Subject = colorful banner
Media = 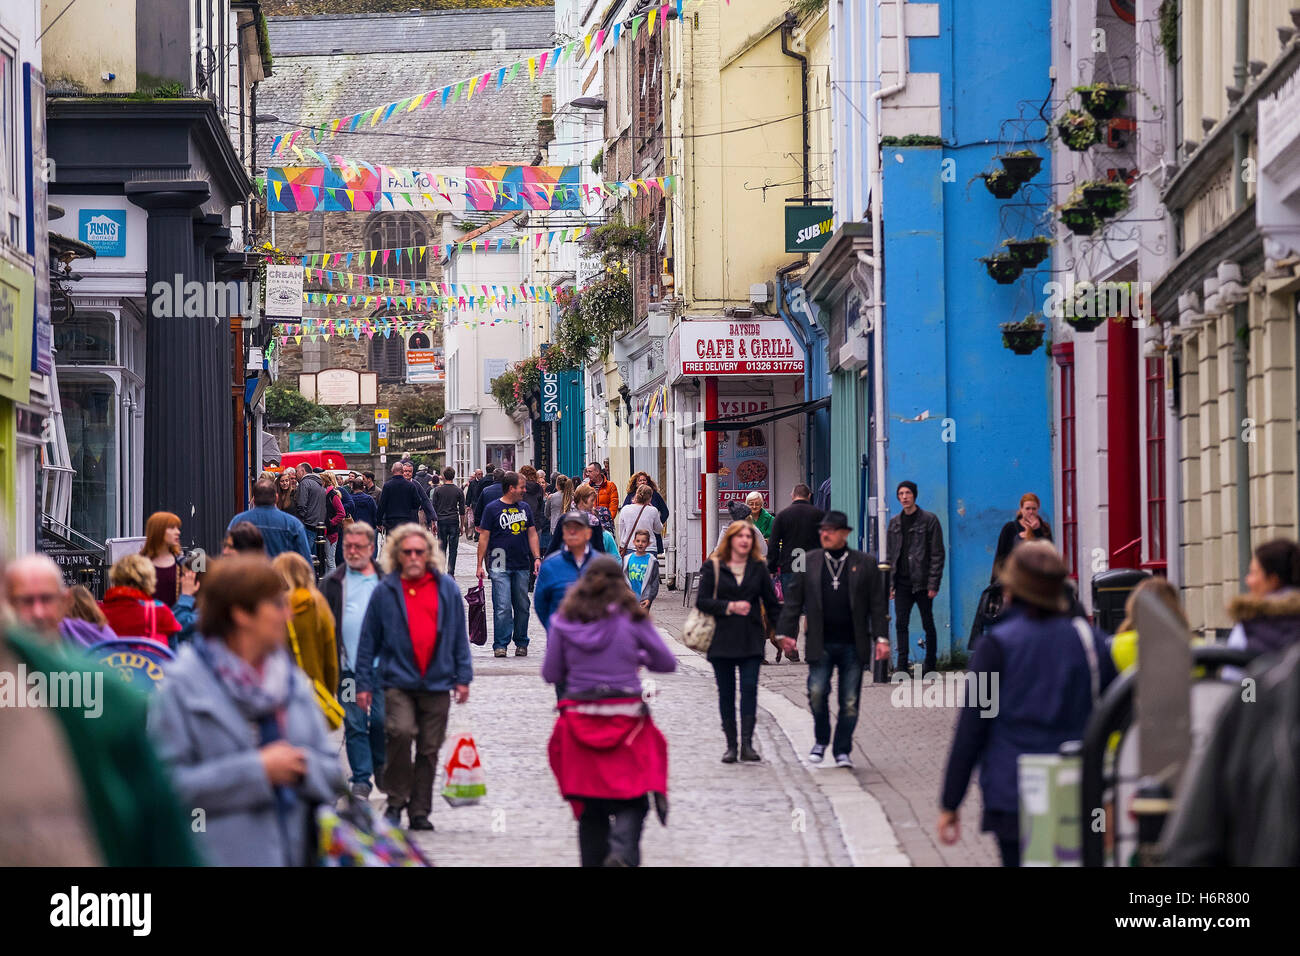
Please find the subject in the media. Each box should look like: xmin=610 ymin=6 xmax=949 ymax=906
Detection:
xmin=263 ymin=165 xmax=671 ymax=213
xmin=275 ymin=224 xmax=592 ymax=267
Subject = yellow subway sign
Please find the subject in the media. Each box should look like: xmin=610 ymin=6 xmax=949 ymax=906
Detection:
xmin=785 ymin=205 xmax=833 ymax=253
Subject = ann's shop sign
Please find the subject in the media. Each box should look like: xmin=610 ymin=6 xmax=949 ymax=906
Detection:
xmin=678 ymin=320 xmax=806 ymax=376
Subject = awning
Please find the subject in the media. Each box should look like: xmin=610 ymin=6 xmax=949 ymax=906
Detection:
xmin=260 ymin=431 xmax=282 ymax=464
xmin=701 ymin=395 xmax=830 ymax=431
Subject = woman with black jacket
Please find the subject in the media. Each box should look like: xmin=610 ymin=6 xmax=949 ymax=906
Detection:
xmin=990 ymin=492 xmax=1053 ymax=584
xmin=696 ymin=521 xmax=781 ymax=764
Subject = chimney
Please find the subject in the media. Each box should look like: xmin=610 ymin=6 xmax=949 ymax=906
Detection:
xmin=542 ymin=94 xmax=553 ymax=117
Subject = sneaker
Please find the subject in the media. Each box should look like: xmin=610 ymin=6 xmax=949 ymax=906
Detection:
xmin=835 ymin=753 xmax=853 ymax=769
xmin=408 ymin=816 xmax=435 ymax=831
xmin=349 ymin=782 xmax=372 ymax=800
xmin=494 ymin=648 xmax=508 ymax=658
xmin=808 ymin=744 xmax=827 ymax=764
xmin=383 ymin=806 xmax=402 ymax=826
xmin=787 ymin=649 xmax=800 ymax=663
xmin=514 ymin=646 xmax=528 ymax=657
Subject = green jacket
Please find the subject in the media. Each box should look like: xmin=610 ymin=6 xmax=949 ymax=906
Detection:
xmin=6 ymin=630 xmax=201 ymax=866
xmin=754 ymin=509 xmax=774 ymax=540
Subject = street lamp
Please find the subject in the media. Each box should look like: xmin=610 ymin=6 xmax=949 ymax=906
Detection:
xmin=569 ymin=97 xmax=607 ymax=111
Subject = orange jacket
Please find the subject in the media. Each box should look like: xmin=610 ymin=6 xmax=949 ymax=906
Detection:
xmin=594 ymin=478 xmax=620 ymax=517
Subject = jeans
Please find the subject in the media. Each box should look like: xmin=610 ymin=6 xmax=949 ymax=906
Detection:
xmin=807 ymin=643 xmax=863 ymax=756
xmin=488 ymin=568 xmax=531 ymax=650
xmin=578 ymin=796 xmax=649 ymax=866
xmin=382 ymin=687 xmax=450 ymax=820
xmin=894 ymin=587 xmax=937 ymax=672
xmin=340 ymin=667 xmax=385 ymax=786
xmin=437 ymin=520 xmax=460 ymax=574
xmin=711 ymin=656 xmax=762 ymax=724
xmin=538 ymin=527 xmax=552 ymax=555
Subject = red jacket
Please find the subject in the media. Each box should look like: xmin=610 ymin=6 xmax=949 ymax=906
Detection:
xmin=547 ymin=697 xmax=667 ymax=818
xmin=100 ymin=587 xmax=180 ymax=647
xmin=593 ymin=478 xmax=620 ymax=518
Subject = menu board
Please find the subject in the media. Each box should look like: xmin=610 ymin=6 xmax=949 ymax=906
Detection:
xmin=699 ymin=396 xmax=771 ymax=511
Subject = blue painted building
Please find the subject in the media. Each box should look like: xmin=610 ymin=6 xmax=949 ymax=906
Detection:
xmin=812 ymin=0 xmax=1056 ymax=665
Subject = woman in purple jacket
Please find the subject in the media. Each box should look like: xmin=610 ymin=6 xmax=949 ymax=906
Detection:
xmin=543 ymin=557 xmax=677 ymax=866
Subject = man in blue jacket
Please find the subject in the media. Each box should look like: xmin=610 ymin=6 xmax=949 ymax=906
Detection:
xmin=226 ymin=477 xmax=313 ymax=561
xmin=534 ymin=511 xmax=599 ymax=633
xmin=356 ymin=523 xmax=471 ymax=831
xmin=376 ymin=461 xmax=435 ymax=532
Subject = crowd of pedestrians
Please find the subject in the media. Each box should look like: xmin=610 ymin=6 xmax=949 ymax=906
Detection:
xmin=7 ymin=450 xmax=1300 ymax=871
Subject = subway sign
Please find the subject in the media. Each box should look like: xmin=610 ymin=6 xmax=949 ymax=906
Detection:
xmin=785 ymin=205 xmax=833 ymax=253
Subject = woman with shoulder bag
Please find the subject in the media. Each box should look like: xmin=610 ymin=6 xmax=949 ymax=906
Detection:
xmin=695 ymin=521 xmax=780 ymax=763
xmin=320 ymin=473 xmax=347 ymax=574
xmin=617 ymin=485 xmax=663 ymax=556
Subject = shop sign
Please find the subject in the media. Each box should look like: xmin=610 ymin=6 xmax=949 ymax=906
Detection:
xmin=676 ymin=320 xmax=805 ymax=376
xmin=0 ymin=258 xmax=35 ymax=404
xmin=785 ymin=205 xmax=833 ymax=253
xmin=264 ymin=265 xmax=305 ymax=318
xmin=78 ymin=209 xmax=127 ymax=257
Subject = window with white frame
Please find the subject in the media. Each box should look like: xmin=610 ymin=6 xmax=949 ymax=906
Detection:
xmin=0 ymin=42 xmax=21 ymax=247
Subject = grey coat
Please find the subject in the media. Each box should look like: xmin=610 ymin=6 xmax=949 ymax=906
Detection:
xmin=296 ymin=473 xmax=328 ymax=527
xmin=147 ymin=643 xmax=344 ymax=866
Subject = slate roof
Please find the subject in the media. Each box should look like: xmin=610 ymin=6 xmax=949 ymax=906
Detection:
xmin=267 ymin=7 xmax=556 ymax=56
xmin=257 ymin=52 xmax=552 ymax=167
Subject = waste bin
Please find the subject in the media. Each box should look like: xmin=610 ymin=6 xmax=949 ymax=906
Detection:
xmin=1091 ymin=568 xmax=1152 ymax=634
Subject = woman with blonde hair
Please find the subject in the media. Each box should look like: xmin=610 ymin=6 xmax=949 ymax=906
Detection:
xmin=141 ymin=511 xmax=183 ymax=605
xmin=696 ymin=521 xmax=781 ymax=763
xmin=271 ymin=551 xmax=340 ymax=725
xmin=546 ymin=474 xmax=575 ymax=535
xmin=100 ymin=553 xmax=180 ymax=647
xmin=60 ymin=584 xmax=117 ymax=649
xmin=990 ymin=493 xmax=1053 ymax=583
xmin=1111 ymin=577 xmax=1191 ymax=672
xmin=574 ymin=484 xmax=618 ymax=554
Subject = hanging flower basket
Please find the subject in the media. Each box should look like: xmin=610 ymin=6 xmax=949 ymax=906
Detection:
xmin=1059 ymin=202 xmax=1100 ymax=236
xmin=980 ymin=253 xmax=1023 ymax=284
xmin=1056 ymin=110 xmax=1100 ymax=151
xmin=1065 ymin=314 xmax=1107 ymax=333
xmin=1000 ymin=315 xmax=1047 ymax=355
xmin=1002 ymin=236 xmax=1053 ymax=268
xmin=1075 ymin=83 xmax=1131 ymax=121
xmin=1065 ymin=282 xmax=1108 ymax=332
xmin=997 ymin=150 xmax=1043 ymax=183
xmin=1081 ymin=180 xmax=1130 ymax=218
xmin=981 ymin=169 xmax=1021 ymax=199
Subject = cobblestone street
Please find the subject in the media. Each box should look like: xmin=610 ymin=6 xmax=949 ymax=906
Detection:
xmin=338 ymin=559 xmax=995 ymax=866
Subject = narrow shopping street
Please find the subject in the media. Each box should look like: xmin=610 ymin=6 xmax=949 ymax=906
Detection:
xmin=358 ymin=563 xmax=992 ymax=867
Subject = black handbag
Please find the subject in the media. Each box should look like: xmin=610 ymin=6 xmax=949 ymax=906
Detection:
xmin=968 ymin=583 xmax=1003 ymax=651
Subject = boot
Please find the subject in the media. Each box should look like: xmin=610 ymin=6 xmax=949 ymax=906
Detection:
xmin=721 ymin=718 xmax=738 ymax=763
xmin=740 ymin=715 xmax=760 ymax=762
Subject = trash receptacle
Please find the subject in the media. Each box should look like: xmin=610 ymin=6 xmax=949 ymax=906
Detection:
xmin=1091 ymin=568 xmax=1152 ymax=634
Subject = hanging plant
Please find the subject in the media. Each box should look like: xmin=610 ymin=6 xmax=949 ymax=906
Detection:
xmin=980 ymin=169 xmax=1021 ymax=199
xmin=1059 ymin=197 xmax=1100 ymax=236
xmin=1002 ymin=235 xmax=1053 ymax=268
xmin=1056 ymin=110 xmax=1100 ymax=151
xmin=980 ymin=253 xmax=1023 ymax=284
xmin=997 ymin=150 xmax=1043 ymax=183
xmin=1081 ymin=179 xmax=1130 ymax=218
xmin=490 ymin=368 xmax=521 ymax=414
xmin=1001 ymin=314 xmax=1047 ymax=355
xmin=1075 ymin=82 xmax=1132 ymax=121
xmin=1064 ymin=282 xmax=1108 ymax=332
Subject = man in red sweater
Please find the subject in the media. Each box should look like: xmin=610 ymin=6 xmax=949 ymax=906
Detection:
xmin=356 ymin=525 xmax=472 ymax=831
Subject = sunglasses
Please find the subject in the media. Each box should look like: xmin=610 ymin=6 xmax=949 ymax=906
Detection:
xmin=401 ymin=548 xmax=428 ymax=556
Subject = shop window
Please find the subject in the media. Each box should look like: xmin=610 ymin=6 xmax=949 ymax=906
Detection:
xmin=54 ymin=309 xmax=115 ymax=365
xmin=1144 ymin=355 xmax=1167 ymax=570
xmin=1053 ymin=344 xmax=1079 ymax=578
xmin=62 ymin=377 xmax=118 ymax=547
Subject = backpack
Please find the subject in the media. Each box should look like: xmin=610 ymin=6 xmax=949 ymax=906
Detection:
xmin=594 ymin=506 xmax=616 ymax=535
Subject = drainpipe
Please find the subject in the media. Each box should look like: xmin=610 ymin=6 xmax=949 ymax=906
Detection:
xmin=776 ymin=259 xmax=816 ymax=485
xmin=781 ymin=12 xmax=811 ymax=203
xmin=868 ymin=0 xmax=908 ymax=553
xmin=1232 ymin=0 xmax=1251 ymax=587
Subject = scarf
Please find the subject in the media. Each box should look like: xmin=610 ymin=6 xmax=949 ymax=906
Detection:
xmin=195 ymin=636 xmax=294 ymax=721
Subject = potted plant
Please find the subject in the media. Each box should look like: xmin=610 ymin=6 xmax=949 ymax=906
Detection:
xmin=1056 ymin=110 xmax=1100 ymax=151
xmin=1001 ymin=314 xmax=1047 ymax=355
xmin=1075 ymin=82 xmax=1131 ymax=120
xmin=981 ymin=169 xmax=1021 ymax=199
xmin=1081 ymin=179 xmax=1130 ymax=218
xmin=1002 ymin=235 xmax=1053 ymax=267
xmin=997 ymin=149 xmax=1043 ymax=183
xmin=1059 ymin=196 xmax=1100 ymax=236
xmin=1065 ymin=282 xmax=1108 ymax=332
xmin=980 ymin=253 xmax=1024 ymax=284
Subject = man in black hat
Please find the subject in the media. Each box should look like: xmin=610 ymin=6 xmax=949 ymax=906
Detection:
xmin=886 ymin=480 xmax=945 ymax=675
xmin=775 ymin=510 xmax=888 ymax=768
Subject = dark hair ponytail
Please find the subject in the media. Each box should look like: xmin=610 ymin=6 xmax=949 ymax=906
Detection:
xmin=1254 ymin=538 xmax=1300 ymax=589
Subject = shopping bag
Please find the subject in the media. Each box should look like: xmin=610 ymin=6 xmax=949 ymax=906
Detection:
xmin=466 ymin=582 xmax=487 ymax=646
xmin=441 ymin=732 xmax=487 ymax=807
xmin=314 ymin=795 xmax=431 ymax=867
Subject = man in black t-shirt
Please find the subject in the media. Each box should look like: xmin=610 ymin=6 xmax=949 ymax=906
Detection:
xmin=475 ymin=472 xmax=541 ymax=658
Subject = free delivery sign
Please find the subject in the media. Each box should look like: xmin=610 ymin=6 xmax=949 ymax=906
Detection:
xmin=79 ymin=209 xmax=127 ymax=257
